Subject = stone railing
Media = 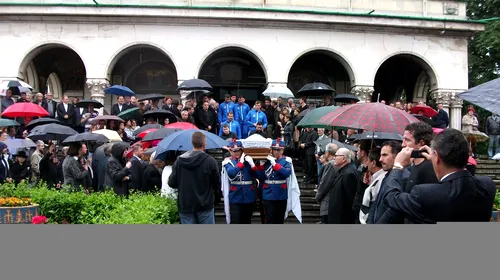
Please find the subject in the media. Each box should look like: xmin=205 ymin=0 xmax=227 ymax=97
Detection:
xmin=6 ymin=0 xmax=468 ymax=19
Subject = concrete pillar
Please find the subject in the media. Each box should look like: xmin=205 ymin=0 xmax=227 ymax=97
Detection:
xmin=350 ymin=85 xmax=374 ymax=103
xmin=86 ymin=78 xmax=110 ymax=116
xmin=449 ymin=91 xmax=465 ymax=130
xmin=431 ymin=89 xmax=466 ymax=130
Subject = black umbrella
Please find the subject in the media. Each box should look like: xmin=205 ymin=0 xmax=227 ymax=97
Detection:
xmin=144 ymin=146 xmax=157 ymax=156
xmin=27 ymin=123 xmax=78 ymax=142
xmin=177 ymin=79 xmax=212 ymax=91
xmin=457 ymin=77 xmax=500 ymax=115
xmin=75 ymin=99 xmax=104 ymax=109
xmin=143 ymin=109 xmax=178 ymax=124
xmin=62 ymin=132 xmax=109 ymax=145
xmin=314 ymin=137 xmax=358 ymax=152
xmin=296 ymin=82 xmax=335 ymax=97
xmin=25 ymin=118 xmax=61 ymax=131
xmin=334 ymin=94 xmax=360 ymax=104
xmin=412 ymin=114 xmax=435 ymax=126
xmin=133 ymin=124 xmax=164 ymax=136
xmin=142 ymin=128 xmax=181 ymax=142
xmin=137 ymin=93 xmax=165 ymax=102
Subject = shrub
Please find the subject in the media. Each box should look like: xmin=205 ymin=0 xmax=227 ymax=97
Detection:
xmin=0 ymin=183 xmax=179 ymax=224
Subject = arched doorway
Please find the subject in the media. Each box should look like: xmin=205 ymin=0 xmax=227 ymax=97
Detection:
xmin=108 ymin=45 xmax=178 ymax=97
xmin=287 ymin=50 xmax=353 ymax=99
xmin=373 ymin=54 xmax=437 ymax=104
xmin=18 ymin=44 xmax=87 ymax=100
xmin=198 ymin=47 xmax=267 ymax=106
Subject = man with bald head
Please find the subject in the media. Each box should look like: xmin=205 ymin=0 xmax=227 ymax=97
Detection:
xmin=327 ymin=147 xmax=361 ymax=224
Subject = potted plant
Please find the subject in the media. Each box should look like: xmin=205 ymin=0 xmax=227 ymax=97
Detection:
xmin=491 ymin=190 xmax=500 ymax=222
xmin=0 ymin=197 xmax=40 ymax=224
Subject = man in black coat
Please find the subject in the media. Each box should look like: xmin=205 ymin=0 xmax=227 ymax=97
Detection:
xmin=168 ymin=132 xmax=221 ymax=224
xmin=327 ymin=147 xmax=361 ymax=224
xmin=299 ymin=127 xmax=319 ymax=183
xmin=56 ymin=95 xmax=74 ymax=126
xmin=111 ymin=96 xmax=128 ymax=116
xmin=129 ymin=145 xmax=146 ymax=191
xmin=72 ymin=97 xmax=86 ymax=133
xmin=377 ymin=129 xmax=497 ymax=224
xmin=433 ymin=103 xmax=449 ymax=129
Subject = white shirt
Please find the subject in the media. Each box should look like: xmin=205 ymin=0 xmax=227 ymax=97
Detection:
xmin=64 ymin=103 xmax=68 ymax=112
xmin=161 ymin=165 xmax=177 ymax=198
xmin=359 ymin=169 xmax=388 ymax=224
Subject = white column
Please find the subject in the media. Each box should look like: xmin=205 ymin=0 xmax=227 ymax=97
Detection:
xmin=431 ymin=89 xmax=452 ymax=127
xmin=350 ymin=85 xmax=374 ymax=103
xmin=449 ymin=91 xmax=465 ymax=130
xmin=86 ymin=78 xmax=110 ymax=115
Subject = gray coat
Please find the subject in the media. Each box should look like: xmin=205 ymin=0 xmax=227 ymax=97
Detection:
xmin=315 ymin=160 xmax=337 ymax=216
xmin=62 ymin=156 xmax=88 ymax=191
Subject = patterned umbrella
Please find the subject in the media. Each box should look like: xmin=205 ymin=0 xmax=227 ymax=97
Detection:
xmin=318 ymin=102 xmax=420 ymax=134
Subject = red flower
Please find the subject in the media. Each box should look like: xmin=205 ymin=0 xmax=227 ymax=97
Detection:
xmin=32 ymin=216 xmax=47 ymax=224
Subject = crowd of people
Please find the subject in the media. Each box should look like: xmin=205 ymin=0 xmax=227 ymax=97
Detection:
xmin=0 ymin=87 xmax=498 ymax=224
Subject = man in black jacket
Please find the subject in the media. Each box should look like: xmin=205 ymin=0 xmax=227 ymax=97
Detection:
xmin=433 ymin=103 xmax=449 ymax=129
xmin=377 ymin=129 xmax=496 ymax=224
xmin=299 ymin=127 xmax=319 ymax=184
xmin=485 ymin=113 xmax=500 ymax=158
xmin=168 ymin=131 xmax=222 ymax=224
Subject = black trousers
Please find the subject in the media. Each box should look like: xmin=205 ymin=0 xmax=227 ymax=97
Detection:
xmin=262 ymin=200 xmax=287 ymax=224
xmin=304 ymin=154 xmax=315 ymax=180
xmin=230 ymin=203 xmax=255 ymax=224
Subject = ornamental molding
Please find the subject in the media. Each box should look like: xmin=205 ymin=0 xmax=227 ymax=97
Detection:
xmin=350 ymin=86 xmax=374 ymax=102
xmin=86 ymin=78 xmax=109 ymax=98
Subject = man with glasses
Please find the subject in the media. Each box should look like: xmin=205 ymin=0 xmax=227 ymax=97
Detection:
xmin=45 ymin=93 xmax=57 ymax=118
xmin=327 ymin=147 xmax=361 ymax=224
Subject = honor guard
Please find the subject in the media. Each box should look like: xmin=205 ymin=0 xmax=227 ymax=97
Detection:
xmin=255 ymin=138 xmax=293 ymax=224
xmin=221 ymin=140 xmax=258 ymax=224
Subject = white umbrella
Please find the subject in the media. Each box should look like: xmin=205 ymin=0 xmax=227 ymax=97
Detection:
xmin=262 ymin=85 xmax=294 ymax=99
xmin=492 ymin=153 xmax=500 ymax=160
xmin=0 ymin=80 xmax=33 ymax=96
xmin=92 ymin=129 xmax=122 ymax=142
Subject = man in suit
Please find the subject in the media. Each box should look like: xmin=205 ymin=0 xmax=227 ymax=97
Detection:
xmin=56 ymin=95 xmax=74 ymax=126
xmin=433 ymin=103 xmax=449 ymax=129
xmin=72 ymin=97 xmax=86 ymax=133
xmin=327 ymin=147 xmax=361 ymax=224
xmin=129 ymin=145 xmax=146 ymax=191
xmin=45 ymin=92 xmax=57 ymax=118
xmin=33 ymin=92 xmax=48 ymax=111
xmin=299 ymin=127 xmax=319 ymax=184
xmin=111 ymin=96 xmax=128 ymax=116
xmin=377 ymin=129 xmax=497 ymax=223
xmin=162 ymin=97 xmax=181 ymax=118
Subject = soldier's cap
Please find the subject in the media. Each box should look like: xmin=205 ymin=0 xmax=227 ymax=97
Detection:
xmin=227 ymin=139 xmax=243 ymax=151
xmin=271 ymin=138 xmax=286 ymax=150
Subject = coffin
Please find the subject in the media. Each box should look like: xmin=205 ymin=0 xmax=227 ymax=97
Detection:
xmin=240 ymin=135 xmax=272 ymax=159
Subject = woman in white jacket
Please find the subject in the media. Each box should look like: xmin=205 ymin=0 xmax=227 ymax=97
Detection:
xmin=159 ymin=151 xmax=177 ymax=199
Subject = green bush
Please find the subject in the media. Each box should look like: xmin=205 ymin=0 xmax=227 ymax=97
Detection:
xmin=0 ymin=182 xmax=179 ymax=224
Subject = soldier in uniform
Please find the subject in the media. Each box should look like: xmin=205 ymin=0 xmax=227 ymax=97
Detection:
xmin=255 ymin=138 xmax=293 ymax=224
xmin=221 ymin=140 xmax=258 ymax=224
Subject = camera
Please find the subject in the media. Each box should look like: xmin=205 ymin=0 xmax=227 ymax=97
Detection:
xmin=410 ymin=150 xmax=426 ymax=159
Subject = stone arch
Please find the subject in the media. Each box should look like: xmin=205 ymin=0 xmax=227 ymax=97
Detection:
xmin=286 ymin=48 xmax=356 ymax=95
xmin=105 ymin=42 xmax=179 ymax=82
xmin=373 ymin=52 xmax=438 ymax=104
xmin=107 ymin=43 xmax=178 ymax=96
xmin=197 ymin=45 xmax=268 ymax=104
xmin=18 ymin=42 xmax=87 ymax=97
xmin=46 ymin=72 xmax=63 ymax=99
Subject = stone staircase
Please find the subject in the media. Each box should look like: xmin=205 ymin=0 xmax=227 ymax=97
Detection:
xmin=207 ymin=149 xmax=321 ymax=224
xmin=474 ymin=155 xmax=500 ymax=191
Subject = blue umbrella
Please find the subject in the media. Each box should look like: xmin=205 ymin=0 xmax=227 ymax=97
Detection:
xmin=155 ymin=129 xmax=227 ymax=159
xmin=104 ymin=85 xmax=135 ymax=97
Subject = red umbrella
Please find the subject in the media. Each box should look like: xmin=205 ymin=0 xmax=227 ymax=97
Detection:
xmin=165 ymin=122 xmax=198 ymax=130
xmin=137 ymin=128 xmax=158 ymax=139
xmin=410 ymin=105 xmax=438 ymax=118
xmin=318 ymin=102 xmax=420 ymax=134
xmin=432 ymin=128 xmax=444 ymax=135
xmin=1 ymin=103 xmax=49 ymax=118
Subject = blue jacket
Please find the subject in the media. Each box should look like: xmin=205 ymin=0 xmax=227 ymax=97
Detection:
xmin=219 ymin=121 xmax=242 ymax=139
xmin=218 ymin=101 xmax=236 ymax=124
xmin=224 ymin=158 xmax=257 ymax=204
xmin=234 ymin=103 xmax=251 ymax=124
xmin=245 ymin=109 xmax=268 ymax=132
xmin=255 ymin=157 xmax=291 ymax=201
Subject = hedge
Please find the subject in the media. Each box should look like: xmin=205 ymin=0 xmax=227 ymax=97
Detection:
xmin=0 ymin=182 xmax=179 ymax=224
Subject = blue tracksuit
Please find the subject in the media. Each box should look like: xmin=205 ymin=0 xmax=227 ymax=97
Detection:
xmin=245 ymin=109 xmax=268 ymax=138
xmin=234 ymin=102 xmax=250 ymax=138
xmin=219 ymin=121 xmax=242 ymax=139
xmin=218 ymin=101 xmax=236 ymax=124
